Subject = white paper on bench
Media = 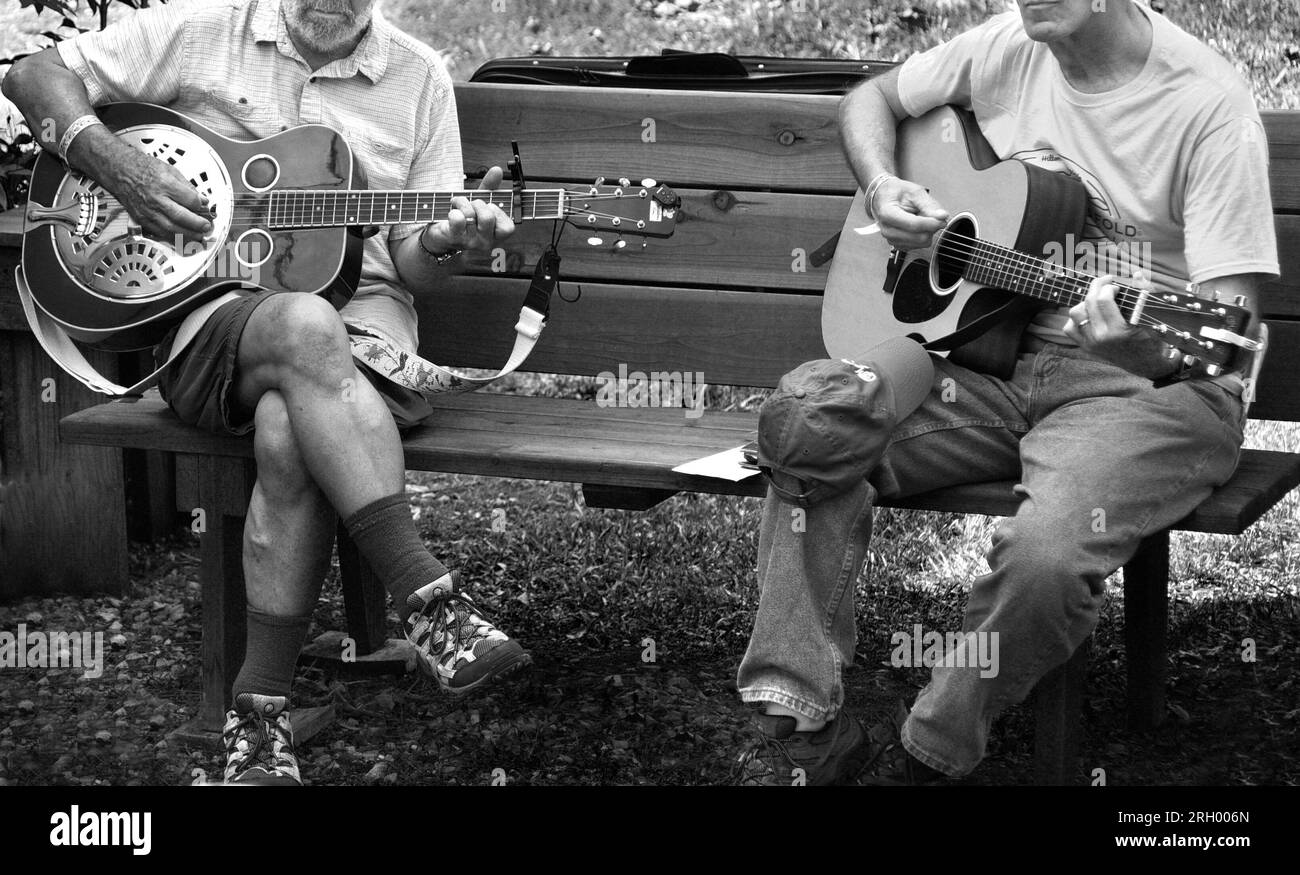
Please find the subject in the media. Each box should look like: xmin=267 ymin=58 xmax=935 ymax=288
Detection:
xmin=671 ymin=446 xmax=761 ymax=482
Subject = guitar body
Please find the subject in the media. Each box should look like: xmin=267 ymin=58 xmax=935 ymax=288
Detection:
xmin=22 ymin=103 xmax=364 ymax=351
xmin=823 ymin=105 xmax=1090 ymax=377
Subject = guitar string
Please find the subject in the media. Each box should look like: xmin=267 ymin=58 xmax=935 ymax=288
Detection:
xmin=85 ymin=191 xmax=647 ymax=229
xmin=930 ymin=233 xmax=1218 ymax=319
xmin=930 ymin=241 xmax=1200 ymax=339
xmin=931 ymin=228 xmax=1194 ymax=305
xmin=934 ymin=234 xmax=1166 ymax=306
xmin=926 ymin=236 xmax=1222 ymax=342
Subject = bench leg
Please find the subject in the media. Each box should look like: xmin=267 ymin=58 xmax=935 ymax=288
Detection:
xmin=176 ymin=455 xmax=255 ymax=734
xmin=1123 ymin=530 xmax=1169 ymax=731
xmin=336 ymin=522 xmax=388 ymax=656
xmin=1032 ymin=638 xmax=1090 ymax=785
xmin=197 ymin=499 xmax=247 ymax=732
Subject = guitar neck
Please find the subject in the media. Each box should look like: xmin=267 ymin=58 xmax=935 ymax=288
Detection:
xmin=959 ymin=237 xmax=1151 ymax=318
xmin=265 ymin=189 xmax=565 ymax=229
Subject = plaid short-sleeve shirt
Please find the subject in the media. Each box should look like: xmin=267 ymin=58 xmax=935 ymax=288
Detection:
xmin=58 ymin=0 xmax=463 ymax=351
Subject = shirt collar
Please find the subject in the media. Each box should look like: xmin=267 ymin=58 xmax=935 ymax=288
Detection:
xmin=251 ymin=0 xmax=391 ymax=83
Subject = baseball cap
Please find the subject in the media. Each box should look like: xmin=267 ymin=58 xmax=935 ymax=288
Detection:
xmin=757 ymin=337 xmax=934 ymax=507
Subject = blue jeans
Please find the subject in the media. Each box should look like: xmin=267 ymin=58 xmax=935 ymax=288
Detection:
xmin=736 ymin=343 xmax=1245 ymax=776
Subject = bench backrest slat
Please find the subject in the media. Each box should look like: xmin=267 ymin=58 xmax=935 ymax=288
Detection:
xmin=462 ymin=184 xmax=846 ymax=293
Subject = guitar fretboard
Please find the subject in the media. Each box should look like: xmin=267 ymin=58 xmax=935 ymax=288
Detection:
xmin=954 ymin=237 xmax=1145 ymax=317
xmin=265 ymin=189 xmax=566 ymax=229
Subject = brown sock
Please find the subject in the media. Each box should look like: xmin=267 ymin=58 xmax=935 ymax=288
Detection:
xmin=231 ymin=607 xmax=312 ymax=708
xmin=342 ymin=492 xmax=449 ymax=622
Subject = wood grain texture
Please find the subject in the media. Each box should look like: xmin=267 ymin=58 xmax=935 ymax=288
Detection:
xmin=454 ymin=82 xmax=854 ymax=193
xmin=419 ymin=279 xmax=828 ymax=385
xmin=1 ymin=331 xmax=127 ymax=597
xmin=1261 ymin=110 xmax=1300 ymax=212
xmin=453 ymin=84 xmax=1300 ymax=205
xmin=60 ymin=395 xmax=1300 ymax=535
xmin=462 ymin=184 xmax=848 ymax=292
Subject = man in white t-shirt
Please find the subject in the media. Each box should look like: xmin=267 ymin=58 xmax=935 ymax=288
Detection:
xmin=734 ymin=0 xmax=1278 ymax=784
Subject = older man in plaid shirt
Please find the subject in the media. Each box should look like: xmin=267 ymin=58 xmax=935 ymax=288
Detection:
xmin=4 ymin=0 xmax=531 ymax=785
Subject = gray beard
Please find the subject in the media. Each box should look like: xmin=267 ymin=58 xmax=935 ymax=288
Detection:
xmin=284 ymin=1 xmax=371 ymax=56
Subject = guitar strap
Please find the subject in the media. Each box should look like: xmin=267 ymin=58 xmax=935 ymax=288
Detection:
xmin=14 ymin=246 xmax=562 ymax=400
xmin=350 ymin=247 xmax=560 ymax=396
xmin=15 ymin=266 xmax=240 ymax=396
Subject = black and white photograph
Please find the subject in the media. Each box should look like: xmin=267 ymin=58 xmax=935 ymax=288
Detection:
xmin=0 ymin=0 xmax=1295 ymax=853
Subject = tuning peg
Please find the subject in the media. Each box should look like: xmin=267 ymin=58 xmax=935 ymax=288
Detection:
xmin=614 ymin=239 xmax=627 ymax=250
xmin=593 ymin=176 xmax=606 ymax=187
xmin=641 ymin=178 xmax=657 ymax=188
xmin=1183 ymin=355 xmax=1199 ymax=368
xmin=619 ymin=177 xmax=630 ymax=187
xmin=1163 ymin=346 xmax=1181 ymax=360
xmin=1234 ymin=294 xmax=1248 ymax=306
xmin=586 ymin=236 xmax=604 ymax=246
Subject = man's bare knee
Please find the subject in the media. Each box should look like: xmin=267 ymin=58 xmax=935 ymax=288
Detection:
xmin=242 ymin=294 xmax=354 ymax=381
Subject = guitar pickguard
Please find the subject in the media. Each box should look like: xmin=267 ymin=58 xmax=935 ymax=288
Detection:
xmin=888 ymin=253 xmax=953 ymax=328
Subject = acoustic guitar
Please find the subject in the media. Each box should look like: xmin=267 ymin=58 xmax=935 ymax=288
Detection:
xmin=822 ymin=105 xmax=1259 ymax=379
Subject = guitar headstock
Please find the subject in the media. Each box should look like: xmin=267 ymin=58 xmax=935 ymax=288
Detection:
xmin=1136 ymin=285 xmax=1260 ymax=377
xmin=562 ymin=178 xmax=680 ymax=238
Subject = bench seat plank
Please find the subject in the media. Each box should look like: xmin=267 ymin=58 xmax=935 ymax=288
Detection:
xmin=61 ymin=394 xmax=1300 ymax=536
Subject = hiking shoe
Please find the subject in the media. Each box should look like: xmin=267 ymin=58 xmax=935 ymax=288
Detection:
xmin=856 ymin=701 xmax=948 ymax=786
xmin=405 ymin=573 xmax=531 ymax=695
xmin=222 ymin=694 xmax=302 ymax=786
xmin=734 ymin=712 xmax=873 ymax=786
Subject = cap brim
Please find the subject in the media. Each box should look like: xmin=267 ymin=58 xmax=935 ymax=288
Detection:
xmin=846 ymin=336 xmax=934 ymax=421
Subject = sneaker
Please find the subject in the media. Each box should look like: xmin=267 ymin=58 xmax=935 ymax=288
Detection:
xmin=856 ymin=701 xmax=948 ymax=786
xmin=734 ymin=712 xmax=874 ymax=786
xmin=405 ymin=573 xmax=531 ymax=695
xmin=222 ymin=694 xmax=302 ymax=786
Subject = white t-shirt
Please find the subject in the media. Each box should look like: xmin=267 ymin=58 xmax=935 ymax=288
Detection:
xmin=895 ymin=7 xmax=1279 ymax=346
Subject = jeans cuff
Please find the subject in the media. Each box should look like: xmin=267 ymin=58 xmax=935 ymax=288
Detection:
xmin=738 ymin=686 xmax=833 ymax=722
xmin=901 ymin=719 xmax=966 ymax=778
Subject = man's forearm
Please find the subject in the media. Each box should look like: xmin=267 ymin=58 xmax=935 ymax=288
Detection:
xmin=838 ymin=76 xmax=906 ymax=191
xmin=2 ymin=49 xmax=138 ymax=183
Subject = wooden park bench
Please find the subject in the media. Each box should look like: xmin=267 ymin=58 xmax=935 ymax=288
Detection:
xmin=3 ymin=77 xmax=1299 ymax=783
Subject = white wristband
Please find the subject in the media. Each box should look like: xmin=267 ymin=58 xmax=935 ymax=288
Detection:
xmin=57 ymin=114 xmax=105 ymax=164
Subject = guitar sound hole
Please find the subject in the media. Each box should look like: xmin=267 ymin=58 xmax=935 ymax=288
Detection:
xmin=932 ymin=214 xmax=977 ymax=293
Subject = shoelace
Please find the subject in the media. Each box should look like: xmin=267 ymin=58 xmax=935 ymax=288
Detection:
xmin=226 ymin=711 xmax=292 ymax=774
xmin=734 ymin=725 xmax=837 ymax=784
xmin=416 ymin=587 xmax=497 ymax=650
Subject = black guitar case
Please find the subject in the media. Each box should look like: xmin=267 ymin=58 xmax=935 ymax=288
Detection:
xmin=470 ymin=50 xmax=895 ymax=95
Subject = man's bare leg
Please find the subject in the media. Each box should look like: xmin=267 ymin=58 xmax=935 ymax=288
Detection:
xmin=225 ymin=293 xmax=527 ymax=715
xmin=232 ymin=293 xmax=404 ymax=518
